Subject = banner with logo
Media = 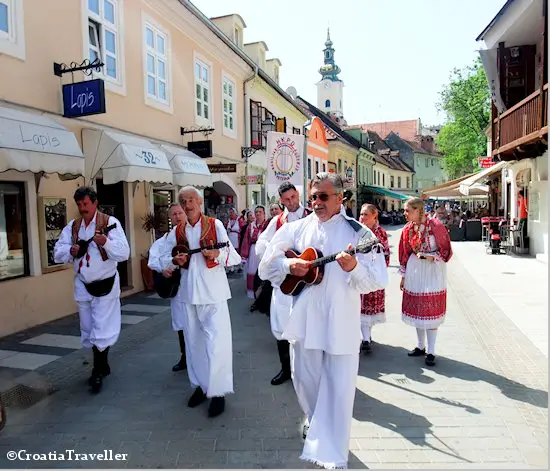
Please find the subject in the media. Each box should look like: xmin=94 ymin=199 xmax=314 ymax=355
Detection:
xmin=266 ymin=131 xmax=305 ymax=187
xmin=479 ymin=48 xmax=507 ymax=113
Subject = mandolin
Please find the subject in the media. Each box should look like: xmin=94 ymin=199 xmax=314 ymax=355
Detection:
xmin=279 ymin=237 xmax=380 ymax=296
xmin=171 ymin=242 xmax=230 ymax=269
xmin=74 ymin=223 xmax=117 ymax=259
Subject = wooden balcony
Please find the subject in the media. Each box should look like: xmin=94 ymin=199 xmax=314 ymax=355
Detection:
xmin=492 ymin=83 xmax=548 ymax=160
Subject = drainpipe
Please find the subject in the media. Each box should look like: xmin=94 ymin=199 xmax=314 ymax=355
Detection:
xmin=243 ymin=64 xmax=258 ymax=209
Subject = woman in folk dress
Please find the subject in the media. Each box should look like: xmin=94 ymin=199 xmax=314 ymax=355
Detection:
xmin=399 ymin=198 xmax=452 ymax=366
xmin=359 ymin=204 xmax=390 ymax=354
xmin=240 ymin=206 xmax=268 ymax=299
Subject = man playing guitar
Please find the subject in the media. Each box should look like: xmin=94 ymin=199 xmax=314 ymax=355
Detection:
xmin=258 ymin=173 xmax=387 ymax=469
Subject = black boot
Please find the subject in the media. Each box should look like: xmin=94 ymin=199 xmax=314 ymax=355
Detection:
xmin=208 ymin=397 xmax=225 ymax=418
xmin=89 ymin=346 xmax=109 ymax=393
xmin=271 ymin=340 xmax=291 ymax=386
xmin=172 ymin=330 xmax=187 ymax=372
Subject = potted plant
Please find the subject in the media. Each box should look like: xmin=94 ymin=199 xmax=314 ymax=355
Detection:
xmin=140 ymin=212 xmax=157 ymax=291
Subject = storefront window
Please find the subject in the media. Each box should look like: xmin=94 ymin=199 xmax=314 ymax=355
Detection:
xmin=153 ymin=189 xmax=174 ymax=240
xmin=0 ymin=182 xmax=29 ymax=281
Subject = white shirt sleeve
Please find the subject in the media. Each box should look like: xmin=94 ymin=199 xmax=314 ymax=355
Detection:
xmin=257 ymin=222 xmax=295 ymax=286
xmin=101 ymin=216 xmax=130 ymax=262
xmin=53 ymin=220 xmax=75 ymax=265
xmin=347 ymin=250 xmax=388 ymax=293
xmin=147 ymin=235 xmax=166 ymax=272
xmin=255 ymin=217 xmax=278 ymax=262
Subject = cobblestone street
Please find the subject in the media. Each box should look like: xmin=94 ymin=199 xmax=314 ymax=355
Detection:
xmin=0 ymin=227 xmax=547 ymax=469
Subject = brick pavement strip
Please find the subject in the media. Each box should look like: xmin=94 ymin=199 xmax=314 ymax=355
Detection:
xmin=0 ymin=233 xmax=547 ymax=469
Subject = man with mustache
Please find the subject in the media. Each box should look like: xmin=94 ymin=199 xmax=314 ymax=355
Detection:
xmin=147 ymin=203 xmax=188 ymax=372
xmin=159 ymin=186 xmax=240 ymax=418
xmin=255 ymin=182 xmax=311 ymax=386
xmin=54 ymin=186 xmax=130 ymax=394
xmin=258 ymin=173 xmax=387 ymax=469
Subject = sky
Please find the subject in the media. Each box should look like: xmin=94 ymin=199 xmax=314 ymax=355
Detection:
xmin=191 ymin=0 xmax=505 ymax=128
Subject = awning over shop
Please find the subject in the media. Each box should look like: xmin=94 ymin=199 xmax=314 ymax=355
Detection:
xmin=161 ymin=144 xmax=213 ymax=189
xmin=82 ymin=129 xmax=173 ymax=185
xmin=363 ymin=185 xmax=410 ymax=201
xmin=0 ymin=106 xmax=84 ymax=177
xmin=423 ymin=181 xmax=488 ymax=199
xmin=458 ymin=161 xmax=508 ymax=196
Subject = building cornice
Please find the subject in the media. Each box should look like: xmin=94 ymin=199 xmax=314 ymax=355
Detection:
xmin=146 ymin=0 xmax=252 ymax=79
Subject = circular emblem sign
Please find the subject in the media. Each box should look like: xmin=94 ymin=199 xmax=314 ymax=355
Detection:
xmin=269 ymin=136 xmax=302 ymax=182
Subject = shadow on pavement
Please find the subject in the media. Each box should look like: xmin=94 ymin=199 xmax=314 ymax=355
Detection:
xmin=358 ymin=343 xmax=548 ymax=410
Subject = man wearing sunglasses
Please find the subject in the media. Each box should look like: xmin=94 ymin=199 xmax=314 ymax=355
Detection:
xmin=258 ymin=173 xmax=388 ymax=469
xmin=255 ymin=182 xmax=311 ymax=387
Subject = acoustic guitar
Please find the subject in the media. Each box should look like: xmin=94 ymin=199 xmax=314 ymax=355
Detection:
xmin=279 ymin=237 xmax=380 ymax=296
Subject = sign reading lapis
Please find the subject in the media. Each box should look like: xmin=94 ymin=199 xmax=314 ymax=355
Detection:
xmin=62 ymin=79 xmax=106 ymax=118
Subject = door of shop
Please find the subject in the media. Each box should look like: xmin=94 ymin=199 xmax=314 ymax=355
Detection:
xmin=95 ymin=178 xmax=129 ymax=288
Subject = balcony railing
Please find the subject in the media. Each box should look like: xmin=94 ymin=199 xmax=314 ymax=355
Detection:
xmin=492 ymin=83 xmax=548 ymax=157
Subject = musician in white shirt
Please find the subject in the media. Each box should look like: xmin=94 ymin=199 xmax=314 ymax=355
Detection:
xmin=159 ymin=186 xmax=241 ymax=418
xmin=54 ymin=186 xmax=130 ymax=394
xmin=147 ymin=203 xmax=188 ymax=372
xmin=225 ymin=207 xmax=241 ymax=274
xmin=256 ymin=182 xmax=311 ymax=386
xmin=258 ymin=173 xmax=388 ymax=469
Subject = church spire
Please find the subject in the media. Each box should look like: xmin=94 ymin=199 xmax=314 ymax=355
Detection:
xmin=319 ymin=28 xmax=341 ymax=81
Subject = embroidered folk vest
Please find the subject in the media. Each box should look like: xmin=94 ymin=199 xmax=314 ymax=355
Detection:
xmin=175 ymin=215 xmax=219 ymax=269
xmin=276 ymin=207 xmax=311 ymax=231
xmin=72 ymin=212 xmax=110 ymax=262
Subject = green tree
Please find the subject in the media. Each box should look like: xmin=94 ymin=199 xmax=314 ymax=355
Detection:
xmin=436 ymin=57 xmax=490 ymax=179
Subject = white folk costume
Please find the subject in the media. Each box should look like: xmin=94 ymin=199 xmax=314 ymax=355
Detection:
xmin=256 ymin=205 xmax=311 ymax=386
xmin=148 ymin=235 xmax=187 ymax=370
xmin=399 ymin=218 xmax=452 ymax=357
xmin=148 ymin=235 xmax=187 ymax=331
xmin=360 ymin=224 xmax=390 ymax=343
xmin=54 ymin=211 xmax=130 ymax=351
xmin=258 ymin=206 xmax=388 ymax=469
xmin=256 ymin=205 xmax=311 ymax=340
xmin=160 ymin=215 xmax=241 ymax=399
xmin=225 ymin=218 xmax=241 ymax=273
xmin=240 ymin=218 xmax=269 ymax=298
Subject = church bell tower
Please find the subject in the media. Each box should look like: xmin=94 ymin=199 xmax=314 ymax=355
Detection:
xmin=316 ymin=28 xmax=345 ymax=124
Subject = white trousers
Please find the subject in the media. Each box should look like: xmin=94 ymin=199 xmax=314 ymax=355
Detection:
xmin=290 ymin=342 xmax=359 ymax=469
xmin=77 ymin=296 xmax=121 ymax=351
xmin=170 ymin=298 xmax=187 ymax=332
xmin=178 ymin=300 xmax=234 ymax=398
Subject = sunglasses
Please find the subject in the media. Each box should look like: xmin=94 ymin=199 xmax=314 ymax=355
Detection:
xmin=310 ymin=192 xmax=337 ymax=202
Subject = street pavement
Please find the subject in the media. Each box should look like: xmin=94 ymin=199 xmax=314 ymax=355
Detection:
xmin=0 ymin=225 xmax=547 ymax=469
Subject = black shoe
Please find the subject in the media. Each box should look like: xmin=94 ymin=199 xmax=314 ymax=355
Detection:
xmin=172 ymin=355 xmax=187 ymax=372
xmin=208 ymin=397 xmax=225 ymax=417
xmin=89 ymin=373 xmax=102 ymax=394
xmin=425 ymin=354 xmax=436 ymax=366
xmin=302 ymin=424 xmax=309 ymax=439
xmin=271 ymin=369 xmax=291 ymax=386
xmin=187 ymin=387 xmax=207 ymax=408
xmin=360 ymin=341 xmax=372 ymax=355
xmin=408 ymin=347 xmax=426 ymax=357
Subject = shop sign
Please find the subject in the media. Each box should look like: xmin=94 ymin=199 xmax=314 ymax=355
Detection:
xmin=62 ymin=79 xmax=106 ymax=118
xmin=208 ymin=164 xmax=237 ymax=173
xmin=478 ymin=156 xmax=495 ymax=168
xmin=238 ymin=175 xmax=264 ymax=185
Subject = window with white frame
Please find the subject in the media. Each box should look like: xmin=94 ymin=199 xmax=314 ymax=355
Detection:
xmin=144 ymin=22 xmax=169 ymax=103
xmin=0 ymin=1 xmax=10 ymax=37
xmin=87 ymin=0 xmax=120 ymax=81
xmin=222 ymin=76 xmax=235 ymax=134
xmin=0 ymin=0 xmax=25 ymax=60
xmin=195 ymin=58 xmax=210 ymax=123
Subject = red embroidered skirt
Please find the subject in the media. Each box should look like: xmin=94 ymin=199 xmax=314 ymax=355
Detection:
xmin=401 ymin=254 xmax=447 ymax=329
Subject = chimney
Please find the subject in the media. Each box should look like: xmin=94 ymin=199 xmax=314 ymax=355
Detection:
xmin=420 ymin=136 xmax=434 ymax=154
